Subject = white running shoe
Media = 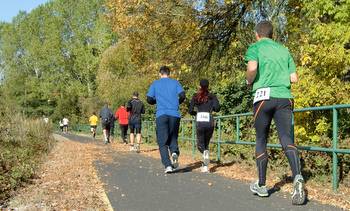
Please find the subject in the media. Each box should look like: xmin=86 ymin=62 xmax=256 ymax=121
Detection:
xmin=164 ymin=166 xmax=173 ymax=174
xmin=292 ymin=174 xmax=306 ymax=205
xmin=201 ymin=165 xmax=209 ymax=173
xmin=250 ymin=180 xmax=268 ymax=197
xmin=171 ymin=153 xmax=179 ymax=169
xmin=203 ymin=150 xmax=210 ymax=166
xmin=130 ymin=146 xmax=135 ymax=151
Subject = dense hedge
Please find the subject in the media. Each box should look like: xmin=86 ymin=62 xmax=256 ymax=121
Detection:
xmin=0 ymin=113 xmax=54 ymax=204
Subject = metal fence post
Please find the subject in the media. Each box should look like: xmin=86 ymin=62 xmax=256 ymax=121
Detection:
xmin=149 ymin=121 xmax=152 ymax=143
xmin=291 ymin=112 xmax=295 ymax=142
xmin=151 ymin=121 xmax=157 ymax=143
xmin=146 ymin=121 xmax=149 ymax=143
xmin=152 ymin=121 xmax=155 ymax=143
xmin=236 ymin=116 xmax=240 ymax=142
xmin=181 ymin=121 xmax=184 ymax=142
xmin=217 ymin=118 xmax=222 ymax=162
xmin=332 ymin=108 xmax=338 ymax=191
xmin=191 ymin=120 xmax=196 ymax=158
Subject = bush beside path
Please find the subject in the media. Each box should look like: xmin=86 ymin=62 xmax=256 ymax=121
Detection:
xmin=7 ymin=134 xmax=112 ymax=210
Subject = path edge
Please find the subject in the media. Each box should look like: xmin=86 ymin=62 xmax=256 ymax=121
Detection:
xmin=53 ymin=133 xmax=114 ymax=211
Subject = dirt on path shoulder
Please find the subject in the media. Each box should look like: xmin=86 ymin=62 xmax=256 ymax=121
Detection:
xmin=8 ymin=134 xmax=112 ymax=211
xmin=6 ymin=133 xmax=349 ymax=210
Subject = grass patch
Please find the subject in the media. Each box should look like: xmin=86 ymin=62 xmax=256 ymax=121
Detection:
xmin=0 ymin=114 xmax=55 ymax=204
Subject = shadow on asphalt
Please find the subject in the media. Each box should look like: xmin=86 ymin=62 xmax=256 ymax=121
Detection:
xmin=270 ymin=174 xmax=293 ymax=194
xmin=209 ymin=160 xmax=236 ymax=173
xmin=174 ymin=161 xmax=202 ymax=173
xmin=140 ymin=148 xmax=158 ymax=153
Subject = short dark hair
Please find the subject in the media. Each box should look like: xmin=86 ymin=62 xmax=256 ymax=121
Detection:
xmin=159 ymin=66 xmax=170 ymax=76
xmin=255 ymin=21 xmax=273 ymax=38
xmin=200 ymin=79 xmax=209 ymax=88
xmin=133 ymin=91 xmax=139 ymax=97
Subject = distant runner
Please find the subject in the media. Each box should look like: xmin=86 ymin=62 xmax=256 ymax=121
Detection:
xmin=43 ymin=116 xmax=49 ymax=124
xmin=89 ymin=112 xmax=98 ymax=139
xmin=110 ymin=115 xmax=116 ymax=143
xmin=245 ymin=20 xmax=305 ymax=205
xmin=147 ymin=66 xmax=185 ymax=173
xmin=127 ymin=92 xmax=145 ymax=152
xmin=62 ymin=117 xmax=69 ymax=133
xmin=189 ymin=79 xmax=220 ymax=173
xmin=99 ymin=103 xmax=114 ymax=144
xmin=59 ymin=120 xmax=64 ymax=132
xmin=115 ymin=104 xmax=129 ymax=144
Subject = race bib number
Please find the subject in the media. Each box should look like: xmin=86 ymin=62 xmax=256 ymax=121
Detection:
xmin=253 ymin=87 xmax=270 ymax=104
xmin=196 ymin=112 xmax=210 ymax=122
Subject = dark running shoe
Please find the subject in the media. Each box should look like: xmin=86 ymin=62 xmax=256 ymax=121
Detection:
xmin=171 ymin=153 xmax=179 ymax=169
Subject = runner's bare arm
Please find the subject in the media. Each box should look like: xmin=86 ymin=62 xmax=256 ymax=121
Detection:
xmin=246 ymin=61 xmax=258 ymax=85
xmin=290 ymin=72 xmax=298 ymax=83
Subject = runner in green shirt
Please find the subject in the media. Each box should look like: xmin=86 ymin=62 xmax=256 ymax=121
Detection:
xmin=245 ymin=37 xmax=296 ymax=99
xmin=245 ymin=20 xmax=305 ymax=205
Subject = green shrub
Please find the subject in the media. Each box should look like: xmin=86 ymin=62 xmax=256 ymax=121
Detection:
xmin=0 ymin=112 xmax=55 ymax=204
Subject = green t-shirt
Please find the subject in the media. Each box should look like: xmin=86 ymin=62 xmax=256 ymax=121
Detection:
xmin=245 ymin=38 xmax=296 ymax=99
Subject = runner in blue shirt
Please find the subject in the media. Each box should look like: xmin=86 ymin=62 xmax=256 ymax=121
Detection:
xmin=147 ymin=66 xmax=186 ymax=173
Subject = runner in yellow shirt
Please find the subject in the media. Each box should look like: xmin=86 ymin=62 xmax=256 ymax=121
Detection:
xmin=89 ymin=112 xmax=98 ymax=139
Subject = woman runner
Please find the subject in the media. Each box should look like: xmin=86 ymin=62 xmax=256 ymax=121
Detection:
xmin=189 ymin=79 xmax=220 ymax=173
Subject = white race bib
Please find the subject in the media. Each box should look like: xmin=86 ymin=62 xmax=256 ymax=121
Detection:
xmin=253 ymin=87 xmax=270 ymax=104
xmin=196 ymin=112 xmax=210 ymax=122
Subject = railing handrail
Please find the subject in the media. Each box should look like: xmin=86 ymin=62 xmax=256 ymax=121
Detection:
xmin=171 ymin=104 xmax=350 ymax=121
xmin=143 ymin=103 xmax=350 ymax=192
xmin=71 ymin=104 xmax=350 ymax=192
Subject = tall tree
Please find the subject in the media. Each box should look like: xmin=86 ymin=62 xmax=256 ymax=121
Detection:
xmin=285 ymin=0 xmax=350 ymax=144
xmin=0 ymin=0 xmax=113 ymax=122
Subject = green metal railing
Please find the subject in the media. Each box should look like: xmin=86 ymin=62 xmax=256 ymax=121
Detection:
xmin=142 ymin=104 xmax=350 ymax=192
xmin=70 ymin=104 xmax=350 ymax=192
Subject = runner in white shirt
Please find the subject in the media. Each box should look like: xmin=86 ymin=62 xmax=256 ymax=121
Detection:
xmin=62 ymin=117 xmax=69 ymax=133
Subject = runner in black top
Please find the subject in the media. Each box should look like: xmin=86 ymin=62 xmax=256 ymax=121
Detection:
xmin=127 ymin=92 xmax=145 ymax=152
xmin=189 ymin=79 xmax=220 ymax=173
xmin=100 ymin=103 xmax=114 ymax=144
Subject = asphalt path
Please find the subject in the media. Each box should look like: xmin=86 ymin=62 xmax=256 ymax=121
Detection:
xmin=59 ymin=133 xmax=341 ymax=211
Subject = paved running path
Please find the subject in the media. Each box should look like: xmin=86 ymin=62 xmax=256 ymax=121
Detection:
xmin=60 ymin=133 xmax=340 ymax=211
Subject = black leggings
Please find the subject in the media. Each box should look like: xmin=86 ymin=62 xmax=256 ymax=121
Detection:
xmin=196 ymin=126 xmax=214 ymax=154
xmin=254 ymin=98 xmax=301 ymax=186
xmin=120 ymin=124 xmax=128 ymax=142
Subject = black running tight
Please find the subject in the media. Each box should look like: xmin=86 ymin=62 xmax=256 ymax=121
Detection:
xmin=196 ymin=126 xmax=214 ymax=154
xmin=254 ymin=98 xmax=301 ymax=186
